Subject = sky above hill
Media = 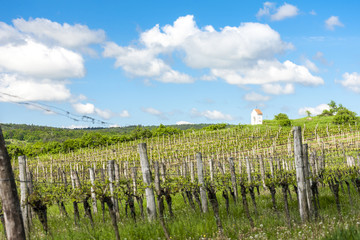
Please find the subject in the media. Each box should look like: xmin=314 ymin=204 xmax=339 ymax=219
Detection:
xmin=0 ymin=0 xmax=359 ymax=128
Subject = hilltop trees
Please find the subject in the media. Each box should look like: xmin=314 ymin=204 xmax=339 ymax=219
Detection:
xmin=274 ymin=113 xmax=291 ymax=127
xmin=319 ymin=100 xmax=357 ymax=125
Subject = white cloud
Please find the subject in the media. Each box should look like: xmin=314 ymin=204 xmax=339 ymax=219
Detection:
xmin=0 ymin=73 xmax=71 ymax=102
xmin=191 ymin=108 xmax=233 ymax=120
xmin=0 ymin=22 xmax=22 ymax=44
xmin=103 ymin=42 xmax=193 ymax=83
xmin=0 ymin=39 xmax=85 ymax=79
xmin=271 ymin=3 xmax=299 ymax=21
xmin=298 ymin=104 xmax=330 ymax=116
xmin=182 ymin=22 xmax=292 ymax=69
xmin=157 ymin=69 xmax=193 ymax=83
xmin=257 ymin=2 xmax=299 ymax=21
xmin=176 ymin=121 xmax=193 ymax=125
xmin=72 ymin=102 xmax=115 ymax=119
xmin=0 ymin=18 xmax=117 ymax=121
xmin=256 ymin=2 xmax=275 ymax=18
xmin=72 ymin=102 xmax=95 ymax=114
xmin=325 ymin=16 xmax=344 ymax=30
xmin=337 ymin=72 xmax=360 ymax=93
xmin=262 ymin=83 xmax=294 ymax=95
xmin=211 ymin=60 xmax=323 ymax=86
xmin=142 ymin=107 xmax=167 ymax=119
xmin=244 ymin=92 xmax=271 ymax=102
xmin=13 ymin=18 xmax=105 ymax=51
xmin=303 ymin=58 xmax=318 ymax=73
xmin=140 ymin=15 xmax=199 ymax=49
xmin=309 ymin=10 xmax=317 ymax=16
xmin=95 ymin=108 xmax=113 ymax=119
xmin=119 ymin=110 xmax=130 ymax=118
xmin=103 ymin=15 xmax=322 ymax=92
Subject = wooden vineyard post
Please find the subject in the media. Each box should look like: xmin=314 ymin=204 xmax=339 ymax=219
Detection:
xmin=302 ymin=144 xmax=313 ymax=218
xmin=154 ymin=162 xmax=170 ymax=240
xmin=190 ymin=161 xmax=202 ymax=211
xmin=0 ymin=127 xmax=26 ymax=240
xmin=196 ymin=152 xmax=208 ymax=213
xmin=114 ymin=163 xmax=121 ymax=217
xmin=18 ymin=156 xmax=30 ymax=238
xmin=293 ymin=126 xmax=310 ymax=223
xmin=108 ymin=160 xmax=119 ymax=220
xmin=245 ymin=157 xmax=258 ymax=215
xmin=228 ymin=157 xmax=238 ymax=203
xmin=138 ymin=143 xmax=157 ymax=221
xmin=89 ymin=168 xmax=98 ymax=214
xmin=259 ymin=155 xmax=266 ymax=190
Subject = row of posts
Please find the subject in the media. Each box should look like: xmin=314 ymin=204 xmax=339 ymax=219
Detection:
xmin=0 ymin=126 xmax=314 ymax=240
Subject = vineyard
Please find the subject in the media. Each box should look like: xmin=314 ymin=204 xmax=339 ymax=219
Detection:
xmin=1 ymin=122 xmax=360 ymax=239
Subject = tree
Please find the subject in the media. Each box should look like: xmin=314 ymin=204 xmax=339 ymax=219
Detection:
xmin=306 ymin=110 xmax=311 ymax=117
xmin=274 ymin=113 xmax=291 ymax=127
xmin=333 ymin=108 xmax=357 ymax=125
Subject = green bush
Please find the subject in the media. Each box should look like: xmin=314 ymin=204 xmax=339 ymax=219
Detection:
xmin=274 ymin=113 xmax=292 ymax=126
xmin=333 ymin=108 xmax=357 ymax=125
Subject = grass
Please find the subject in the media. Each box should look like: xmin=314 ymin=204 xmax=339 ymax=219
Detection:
xmin=2 ymin=183 xmax=360 ymax=240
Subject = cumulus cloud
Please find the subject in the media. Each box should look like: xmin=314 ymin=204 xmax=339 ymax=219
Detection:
xmin=298 ymin=104 xmax=330 ymax=116
xmin=72 ymin=102 xmax=115 ymax=119
xmin=0 ymin=18 xmax=106 ymax=108
xmin=211 ymin=60 xmax=323 ymax=86
xmin=104 ymin=15 xmax=322 ymax=92
xmin=325 ymin=16 xmax=344 ymax=30
xmin=0 ymin=39 xmax=85 ymax=79
xmin=244 ymin=92 xmax=271 ymax=102
xmin=103 ymin=42 xmax=193 ymax=83
xmin=261 ymin=83 xmax=294 ymax=95
xmin=142 ymin=107 xmax=168 ymax=119
xmin=13 ymin=18 xmax=105 ymax=52
xmin=0 ymin=18 xmax=117 ymax=122
xmin=191 ymin=108 xmax=233 ymax=120
xmin=72 ymin=102 xmax=95 ymax=114
xmin=336 ymin=72 xmax=360 ymax=93
xmin=257 ymin=2 xmax=299 ymax=21
xmin=0 ymin=73 xmax=71 ymax=102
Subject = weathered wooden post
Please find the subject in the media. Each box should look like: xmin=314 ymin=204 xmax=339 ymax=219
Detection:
xmin=0 ymin=127 xmax=26 ymax=240
xmin=302 ymin=144 xmax=313 ymax=218
xmin=196 ymin=152 xmax=208 ymax=213
xmin=108 ymin=160 xmax=119 ymax=220
xmin=138 ymin=143 xmax=157 ymax=221
xmin=293 ymin=126 xmax=309 ymax=223
xmin=154 ymin=161 xmax=170 ymax=240
xmin=89 ymin=168 xmax=98 ymax=214
xmin=18 ymin=156 xmax=30 ymax=238
xmin=228 ymin=157 xmax=238 ymax=202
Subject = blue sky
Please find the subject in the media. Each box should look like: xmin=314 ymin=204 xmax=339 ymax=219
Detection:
xmin=0 ymin=0 xmax=359 ymax=128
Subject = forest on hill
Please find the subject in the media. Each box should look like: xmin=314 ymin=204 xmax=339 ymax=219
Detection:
xmin=1 ymin=101 xmax=358 ymax=159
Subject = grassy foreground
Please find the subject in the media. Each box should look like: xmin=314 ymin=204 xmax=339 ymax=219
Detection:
xmin=1 ymin=184 xmax=360 ymax=240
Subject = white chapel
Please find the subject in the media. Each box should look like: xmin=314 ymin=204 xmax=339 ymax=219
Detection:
xmin=251 ymin=109 xmax=263 ymax=125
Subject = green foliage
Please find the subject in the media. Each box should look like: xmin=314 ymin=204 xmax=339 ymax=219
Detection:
xmin=202 ymin=123 xmax=227 ymax=131
xmin=333 ymin=108 xmax=357 ymax=125
xmin=152 ymin=124 xmax=181 ymax=136
xmin=274 ymin=113 xmax=291 ymax=127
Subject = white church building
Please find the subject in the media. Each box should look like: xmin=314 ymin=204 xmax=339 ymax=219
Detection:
xmin=251 ymin=109 xmax=263 ymax=125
